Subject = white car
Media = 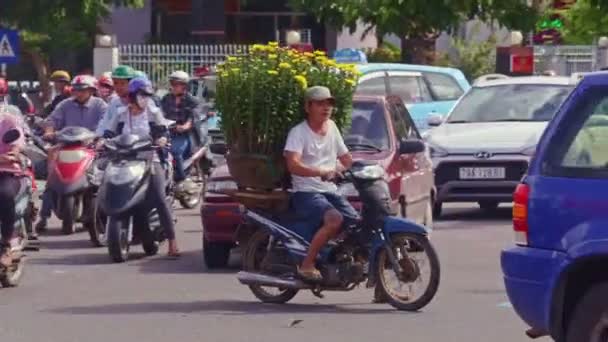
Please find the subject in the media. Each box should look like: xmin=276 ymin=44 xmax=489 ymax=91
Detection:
xmin=424 ymin=75 xmax=578 ymax=217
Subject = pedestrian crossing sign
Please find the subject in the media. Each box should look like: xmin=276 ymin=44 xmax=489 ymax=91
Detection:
xmin=0 ymin=29 xmax=19 ymax=64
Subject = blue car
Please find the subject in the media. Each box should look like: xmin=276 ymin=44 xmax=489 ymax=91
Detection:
xmin=501 ymin=72 xmax=608 ymax=341
xmin=355 ymin=63 xmax=470 ymax=130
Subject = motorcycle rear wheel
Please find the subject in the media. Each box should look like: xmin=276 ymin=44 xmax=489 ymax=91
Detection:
xmin=107 ymin=217 xmax=130 ymax=263
xmin=243 ymin=229 xmax=298 ymax=304
xmin=375 ymin=233 xmax=440 ymax=311
xmin=60 ymin=196 xmax=76 ymax=235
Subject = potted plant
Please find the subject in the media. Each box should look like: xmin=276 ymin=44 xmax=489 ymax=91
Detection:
xmin=216 ymin=42 xmax=360 ymax=191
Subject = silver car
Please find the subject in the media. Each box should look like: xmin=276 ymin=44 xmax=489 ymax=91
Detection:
xmin=424 ymin=75 xmax=577 ymax=217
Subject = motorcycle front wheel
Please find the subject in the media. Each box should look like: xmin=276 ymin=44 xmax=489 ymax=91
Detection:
xmin=60 ymin=196 xmax=77 ymax=235
xmin=107 ymin=216 xmax=130 ymax=263
xmin=243 ymin=229 xmax=298 ymax=304
xmin=88 ymin=201 xmax=107 ymax=248
xmin=375 ymin=233 xmax=440 ymax=311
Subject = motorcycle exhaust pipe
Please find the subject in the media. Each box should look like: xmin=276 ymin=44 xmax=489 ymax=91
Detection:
xmin=236 ymin=271 xmax=312 ymax=290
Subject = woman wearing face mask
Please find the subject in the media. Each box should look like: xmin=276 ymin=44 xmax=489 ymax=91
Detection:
xmin=102 ymin=76 xmax=180 ymax=257
xmin=97 ymin=74 xmax=116 ymax=104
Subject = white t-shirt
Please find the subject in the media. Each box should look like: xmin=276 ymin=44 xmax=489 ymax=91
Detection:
xmin=284 ymin=120 xmax=349 ymax=193
xmin=115 ymin=107 xmax=150 ymax=137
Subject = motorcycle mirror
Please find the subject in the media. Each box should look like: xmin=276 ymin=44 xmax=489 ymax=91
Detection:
xmin=2 ymin=128 xmax=21 ymax=144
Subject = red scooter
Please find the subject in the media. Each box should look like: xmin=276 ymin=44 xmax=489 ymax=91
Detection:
xmin=46 ymin=126 xmax=98 ymax=235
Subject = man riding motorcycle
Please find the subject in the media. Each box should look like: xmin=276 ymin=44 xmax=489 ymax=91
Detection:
xmin=0 ymin=112 xmax=31 ymax=268
xmin=102 ymin=76 xmax=180 ymax=257
xmin=160 ymin=70 xmax=201 ymax=187
xmin=0 ymin=78 xmax=22 ymax=117
xmin=283 ymin=86 xmax=359 ymax=282
xmin=43 ymin=70 xmax=72 ymax=118
xmin=96 ymin=65 xmax=134 ymax=136
xmin=35 ymin=75 xmax=107 ymax=232
xmin=97 ymin=74 xmax=116 ymax=103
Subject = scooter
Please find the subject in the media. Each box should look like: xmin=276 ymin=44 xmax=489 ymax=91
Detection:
xmin=45 ymin=126 xmax=98 ymax=235
xmin=97 ymin=133 xmax=174 ymax=263
xmin=0 ymin=129 xmax=36 ymax=287
xmin=236 ymin=140 xmax=440 ymax=311
xmin=170 ymin=111 xmax=215 ymax=209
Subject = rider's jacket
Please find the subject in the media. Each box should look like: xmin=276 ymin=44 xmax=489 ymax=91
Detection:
xmin=160 ymin=93 xmax=200 ymax=127
xmin=46 ymin=96 xmax=107 ymax=132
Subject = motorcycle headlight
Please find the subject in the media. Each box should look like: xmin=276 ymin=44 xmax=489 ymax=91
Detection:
xmin=105 ymin=163 xmax=146 ymax=185
xmin=206 ymin=180 xmax=238 ymax=193
xmin=352 ymin=164 xmax=385 ymax=180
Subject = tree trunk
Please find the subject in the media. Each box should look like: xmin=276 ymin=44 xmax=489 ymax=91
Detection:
xmin=25 ymin=48 xmax=50 ymax=104
xmin=401 ymin=34 xmax=438 ymax=65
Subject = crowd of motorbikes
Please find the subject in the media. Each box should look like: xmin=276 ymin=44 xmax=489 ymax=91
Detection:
xmin=0 ymin=68 xmax=441 ymax=313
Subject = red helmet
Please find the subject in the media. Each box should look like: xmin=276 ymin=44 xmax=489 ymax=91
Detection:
xmin=98 ymin=75 xmax=114 ymax=89
xmin=0 ymin=78 xmax=7 ymax=96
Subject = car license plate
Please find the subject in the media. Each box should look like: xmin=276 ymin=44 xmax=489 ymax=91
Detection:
xmin=459 ymin=167 xmax=505 ymax=179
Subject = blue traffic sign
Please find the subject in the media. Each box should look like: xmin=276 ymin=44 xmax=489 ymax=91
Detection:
xmin=0 ymin=29 xmax=19 ymax=64
xmin=333 ymin=48 xmax=367 ymax=64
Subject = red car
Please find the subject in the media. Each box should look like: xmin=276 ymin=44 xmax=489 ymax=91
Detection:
xmin=201 ymin=95 xmax=435 ymax=268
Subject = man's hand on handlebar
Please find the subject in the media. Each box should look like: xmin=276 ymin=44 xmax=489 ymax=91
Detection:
xmin=320 ymin=168 xmax=342 ymax=182
xmin=155 ymin=136 xmax=168 ymax=147
xmin=42 ymin=131 xmax=55 ymax=141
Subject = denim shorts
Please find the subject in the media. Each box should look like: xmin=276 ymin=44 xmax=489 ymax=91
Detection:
xmin=289 ymin=192 xmax=360 ymax=242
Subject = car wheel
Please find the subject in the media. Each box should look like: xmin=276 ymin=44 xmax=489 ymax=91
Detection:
xmin=566 ymin=282 xmax=608 ymax=342
xmin=478 ymin=201 xmax=499 ymax=211
xmin=432 ymin=201 xmax=442 ymax=219
xmin=203 ymin=237 xmax=232 ymax=269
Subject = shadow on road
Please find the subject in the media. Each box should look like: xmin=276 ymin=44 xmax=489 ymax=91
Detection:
xmin=438 ymin=207 xmax=512 ymax=222
xmin=46 ymin=299 xmax=406 ymax=316
xmin=41 ymin=239 xmax=94 ymax=250
xmin=136 ymin=250 xmax=241 ymax=275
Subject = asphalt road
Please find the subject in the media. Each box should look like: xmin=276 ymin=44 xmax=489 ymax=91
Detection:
xmin=0 ymin=203 xmax=551 ymax=342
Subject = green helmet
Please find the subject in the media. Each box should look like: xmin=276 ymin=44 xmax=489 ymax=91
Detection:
xmin=111 ymin=65 xmax=134 ymax=79
xmin=132 ymin=70 xmax=147 ymax=78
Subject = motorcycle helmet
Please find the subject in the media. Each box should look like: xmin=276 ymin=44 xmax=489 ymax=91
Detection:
xmin=111 ymin=65 xmax=135 ymax=80
xmin=132 ymin=70 xmax=147 ymax=79
xmin=128 ymin=77 xmax=154 ymax=96
xmin=98 ymin=75 xmax=114 ymax=89
xmin=50 ymin=70 xmax=71 ymax=83
xmin=169 ymin=70 xmax=189 ymax=84
xmin=71 ymin=75 xmax=98 ymax=91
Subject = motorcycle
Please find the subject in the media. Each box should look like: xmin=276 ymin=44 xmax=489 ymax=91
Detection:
xmin=171 ymin=110 xmax=216 ymax=209
xmin=97 ymin=133 xmax=174 ymax=263
xmin=46 ymin=126 xmax=98 ymax=235
xmin=236 ymin=140 xmax=440 ymax=311
xmin=0 ymin=129 xmax=36 ymax=287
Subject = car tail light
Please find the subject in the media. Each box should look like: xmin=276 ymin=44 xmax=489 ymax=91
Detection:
xmin=512 ymin=183 xmax=530 ymax=246
xmin=58 ymin=150 xmax=87 ymax=163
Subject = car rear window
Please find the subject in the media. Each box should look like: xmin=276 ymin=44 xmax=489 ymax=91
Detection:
xmin=447 ymin=84 xmax=573 ymax=123
xmin=424 ymin=72 xmax=464 ymax=101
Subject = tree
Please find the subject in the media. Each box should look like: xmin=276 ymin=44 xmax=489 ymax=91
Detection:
xmin=289 ymin=0 xmax=540 ymax=64
xmin=549 ymin=0 xmax=608 ymax=44
xmin=0 ymin=0 xmax=144 ymax=101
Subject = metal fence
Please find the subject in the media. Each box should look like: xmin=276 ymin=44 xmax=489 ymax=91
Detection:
xmin=118 ymin=44 xmax=249 ymax=88
xmin=533 ymin=45 xmax=598 ymax=76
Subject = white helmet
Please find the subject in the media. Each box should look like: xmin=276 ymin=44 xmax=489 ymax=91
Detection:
xmin=169 ymin=70 xmax=190 ymax=84
xmin=71 ymin=74 xmax=98 ymax=91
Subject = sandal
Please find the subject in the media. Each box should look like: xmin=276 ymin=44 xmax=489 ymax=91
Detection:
xmin=167 ymin=249 xmax=181 ymax=258
xmin=0 ymin=246 xmax=12 ymax=269
xmin=297 ymin=266 xmax=323 ymax=282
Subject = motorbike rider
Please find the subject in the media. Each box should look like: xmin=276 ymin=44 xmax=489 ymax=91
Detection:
xmin=102 ymin=76 xmax=180 ymax=257
xmin=0 ymin=111 xmax=30 ymax=268
xmin=283 ymin=86 xmax=359 ymax=282
xmin=43 ymin=70 xmax=72 ymax=118
xmin=97 ymin=74 xmax=116 ymax=103
xmin=96 ymin=65 xmax=134 ymax=136
xmin=35 ymin=75 xmax=107 ymax=232
xmin=0 ymin=78 xmax=23 ymax=117
xmin=160 ymin=70 xmax=200 ymax=188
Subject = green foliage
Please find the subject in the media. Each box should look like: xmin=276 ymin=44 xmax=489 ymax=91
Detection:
xmin=216 ymin=43 xmax=359 ymax=157
xmin=435 ymin=35 xmax=497 ymax=82
xmin=552 ymin=0 xmax=608 ymax=44
xmin=365 ymin=43 xmax=401 ymax=63
xmin=290 ymin=0 xmax=539 ymax=63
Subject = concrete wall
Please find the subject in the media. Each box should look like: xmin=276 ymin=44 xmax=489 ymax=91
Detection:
xmin=101 ymin=0 xmax=152 ymax=44
xmin=335 ymin=21 xmax=378 ymax=50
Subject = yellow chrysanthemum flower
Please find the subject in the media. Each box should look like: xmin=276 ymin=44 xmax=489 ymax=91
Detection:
xmin=294 ymin=75 xmax=308 ymax=90
xmin=314 ymin=50 xmax=326 ymax=56
xmin=268 ymin=41 xmax=279 ymax=47
xmin=345 ymin=79 xmax=357 ymax=87
xmin=267 ymin=70 xmax=279 ymax=76
xmin=227 ymin=56 xmax=237 ymax=62
xmin=279 ymin=62 xmax=291 ymax=69
xmin=268 ymin=54 xmax=278 ymax=59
